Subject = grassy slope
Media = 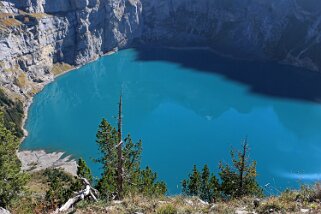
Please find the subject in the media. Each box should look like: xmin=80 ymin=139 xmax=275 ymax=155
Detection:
xmin=73 ymin=193 xmax=321 ymax=214
xmin=11 ymin=169 xmax=321 ymax=214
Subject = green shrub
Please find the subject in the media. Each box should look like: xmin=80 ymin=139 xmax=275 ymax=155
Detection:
xmin=71 ymin=158 xmax=93 ymax=191
xmin=279 ymin=189 xmax=299 ymax=202
xmin=0 ymin=112 xmax=28 ymax=208
xmin=44 ymin=168 xmax=75 ymax=210
xmin=156 ymin=204 xmax=177 ymax=214
xmin=0 ymin=89 xmax=24 ymax=137
xmin=182 ymin=139 xmax=262 ymax=201
xmin=298 ymin=185 xmax=316 ymax=202
xmin=219 ymin=140 xmax=263 ymax=199
xmin=182 ymin=164 xmax=220 ymax=202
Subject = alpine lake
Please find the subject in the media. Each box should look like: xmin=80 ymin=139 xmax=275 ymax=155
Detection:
xmin=22 ymin=48 xmax=321 ymax=194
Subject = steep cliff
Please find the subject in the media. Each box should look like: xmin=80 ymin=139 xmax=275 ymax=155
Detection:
xmin=1 ymin=0 xmax=321 ymax=100
xmin=140 ymin=0 xmax=321 ymax=71
xmin=0 ymin=0 xmax=142 ymax=97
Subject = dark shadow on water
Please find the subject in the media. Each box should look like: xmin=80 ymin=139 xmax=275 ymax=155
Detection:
xmin=134 ymin=47 xmax=321 ymax=103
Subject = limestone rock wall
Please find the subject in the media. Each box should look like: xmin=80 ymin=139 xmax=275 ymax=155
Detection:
xmin=0 ymin=0 xmax=142 ymax=96
xmin=1 ymin=0 xmax=321 ymax=98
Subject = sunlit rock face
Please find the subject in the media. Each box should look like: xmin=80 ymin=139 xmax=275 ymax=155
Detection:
xmin=0 ymin=0 xmax=142 ymax=95
xmin=1 ymin=0 xmax=321 ymax=95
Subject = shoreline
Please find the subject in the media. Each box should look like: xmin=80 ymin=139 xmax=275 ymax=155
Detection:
xmin=17 ymin=45 xmax=315 ymax=174
xmin=19 ymin=48 xmax=118 ymax=145
xmin=18 ymin=150 xmax=77 ymax=175
xmin=17 ymin=44 xmax=310 ymax=147
xmin=16 ymin=44 xmax=257 ymax=175
xmin=18 ymin=49 xmax=119 ymax=171
xmin=18 ymin=44 xmax=318 ymax=146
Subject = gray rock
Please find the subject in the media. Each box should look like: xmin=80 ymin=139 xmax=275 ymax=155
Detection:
xmin=1 ymin=0 xmax=321 ymax=99
xmin=18 ymin=150 xmax=77 ymax=176
xmin=73 ymin=0 xmax=88 ymax=10
xmin=253 ymin=198 xmax=260 ymax=208
xmin=42 ymin=0 xmax=73 ymax=13
xmin=0 ymin=0 xmax=142 ymax=95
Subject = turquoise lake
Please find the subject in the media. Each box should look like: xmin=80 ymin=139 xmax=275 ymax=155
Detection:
xmin=22 ymin=48 xmax=321 ymax=194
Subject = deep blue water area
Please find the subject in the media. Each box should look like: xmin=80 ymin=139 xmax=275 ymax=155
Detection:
xmin=22 ymin=48 xmax=321 ymax=194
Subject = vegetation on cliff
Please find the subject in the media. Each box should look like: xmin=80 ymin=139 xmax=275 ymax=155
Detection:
xmin=0 ymin=89 xmax=24 ymax=137
xmin=0 ymin=112 xmax=28 ymax=208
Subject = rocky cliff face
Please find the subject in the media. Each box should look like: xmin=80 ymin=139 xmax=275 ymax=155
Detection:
xmin=141 ymin=0 xmax=321 ymax=71
xmin=0 ymin=0 xmax=142 ymax=97
xmin=1 ymin=0 xmax=321 ymax=99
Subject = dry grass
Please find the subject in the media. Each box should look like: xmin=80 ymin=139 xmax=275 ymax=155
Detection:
xmin=26 ymin=171 xmax=49 ymax=195
xmin=73 ymin=195 xmax=240 ymax=214
xmin=256 ymin=185 xmax=321 ymax=214
xmin=18 ymin=10 xmax=28 ymax=15
xmin=0 ymin=13 xmax=14 ymax=19
xmin=70 ymin=191 xmax=321 ymax=214
xmin=10 ymin=171 xmax=50 ymax=214
xmin=52 ymin=63 xmax=74 ymax=76
xmin=0 ymin=11 xmax=48 ymax=30
xmin=30 ymin=86 xmax=41 ymax=96
xmin=257 ymin=197 xmax=294 ymax=213
xmin=13 ymin=171 xmax=321 ymax=214
xmin=28 ymin=13 xmax=49 ymax=19
xmin=17 ymin=10 xmax=49 ymax=19
xmin=14 ymin=72 xmax=28 ymax=88
xmin=2 ymin=64 xmax=20 ymax=73
xmin=0 ymin=18 xmax=22 ymax=27
xmin=0 ymin=12 xmax=18 ymax=27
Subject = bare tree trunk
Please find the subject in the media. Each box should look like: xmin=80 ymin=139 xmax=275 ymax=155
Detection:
xmin=238 ymin=139 xmax=247 ymax=197
xmin=117 ymin=95 xmax=124 ymax=199
xmin=55 ymin=178 xmax=98 ymax=213
xmin=0 ymin=207 xmax=11 ymax=214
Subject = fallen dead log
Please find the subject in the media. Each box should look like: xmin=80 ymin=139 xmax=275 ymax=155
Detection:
xmin=0 ymin=207 xmax=11 ymax=214
xmin=55 ymin=178 xmax=99 ymax=213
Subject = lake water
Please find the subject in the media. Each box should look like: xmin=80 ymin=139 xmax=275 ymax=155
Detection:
xmin=22 ymin=48 xmax=321 ymax=194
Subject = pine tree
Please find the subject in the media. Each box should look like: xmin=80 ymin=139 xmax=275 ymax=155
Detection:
xmin=200 ymin=164 xmax=211 ymax=201
xmin=0 ymin=112 xmax=28 ymax=208
xmin=71 ymin=158 xmax=93 ymax=191
xmin=208 ymin=173 xmax=220 ymax=202
xmin=219 ymin=139 xmax=263 ymax=198
xmin=183 ymin=165 xmax=220 ymax=202
xmin=187 ymin=165 xmax=201 ymax=196
xmin=123 ymin=135 xmax=142 ymax=191
xmin=96 ymin=96 xmax=167 ymax=199
xmin=218 ymin=163 xmax=238 ymax=198
xmin=201 ymin=169 xmax=220 ymax=202
xmin=182 ymin=179 xmax=188 ymax=196
xmin=137 ymin=166 xmax=167 ymax=196
xmin=77 ymin=158 xmax=93 ymax=182
xmin=95 ymin=118 xmax=119 ymax=199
